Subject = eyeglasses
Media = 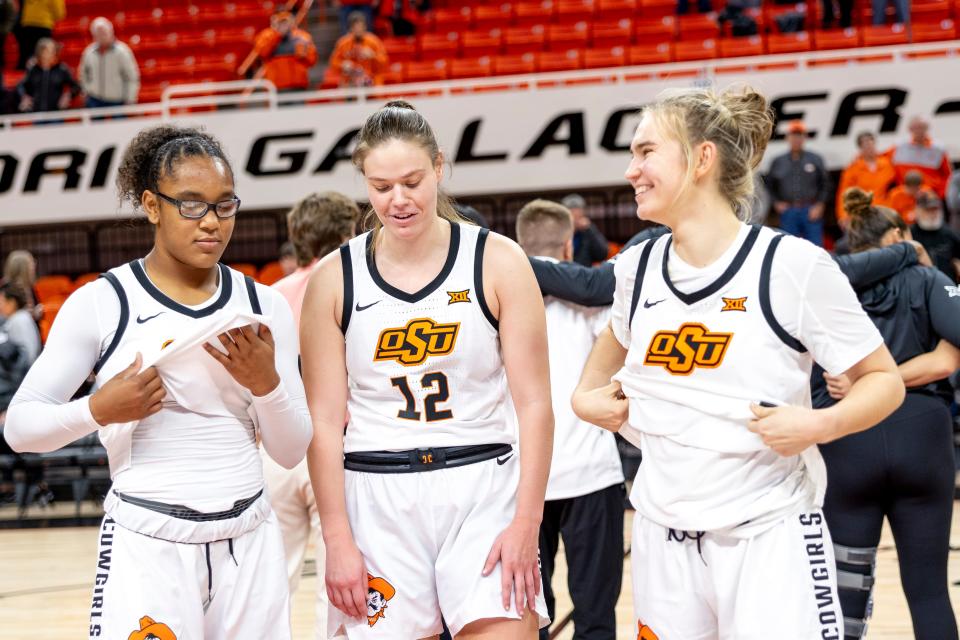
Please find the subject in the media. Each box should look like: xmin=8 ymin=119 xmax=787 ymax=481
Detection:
xmin=156 ymin=192 xmax=241 ymax=219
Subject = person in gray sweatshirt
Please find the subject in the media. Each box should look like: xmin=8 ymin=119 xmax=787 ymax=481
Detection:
xmin=79 ymin=17 xmax=139 ymax=108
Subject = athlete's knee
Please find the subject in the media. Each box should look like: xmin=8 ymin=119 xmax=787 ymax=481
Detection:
xmin=834 ymin=543 xmax=878 ymax=639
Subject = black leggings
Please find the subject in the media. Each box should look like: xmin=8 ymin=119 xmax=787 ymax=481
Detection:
xmin=821 ymin=392 xmax=957 ymax=640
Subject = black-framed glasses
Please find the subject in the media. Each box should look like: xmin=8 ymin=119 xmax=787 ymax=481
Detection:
xmin=156 ymin=192 xmax=242 ymax=219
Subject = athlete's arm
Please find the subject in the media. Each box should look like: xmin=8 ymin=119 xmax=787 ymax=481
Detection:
xmin=528 ymin=258 xmax=615 ymax=306
xmin=301 ymin=252 xmax=367 ymax=621
xmin=571 ymin=327 xmax=628 ymax=432
xmin=481 ymin=232 xmax=553 ymax=614
xmin=833 ymin=242 xmax=918 ymax=290
xmin=898 ymin=340 xmax=960 ymax=387
xmin=245 ymin=289 xmax=312 ymax=469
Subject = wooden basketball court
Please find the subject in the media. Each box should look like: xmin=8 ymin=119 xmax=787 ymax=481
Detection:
xmin=1 ymin=507 xmax=958 ymax=638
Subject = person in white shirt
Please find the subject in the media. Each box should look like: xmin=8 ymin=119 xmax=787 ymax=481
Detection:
xmin=2 ymin=124 xmax=311 ymax=639
xmin=516 ymin=199 xmax=625 ymax=640
xmin=572 ymin=86 xmax=905 ymax=639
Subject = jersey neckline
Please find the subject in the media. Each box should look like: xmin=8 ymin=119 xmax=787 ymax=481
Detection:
xmin=661 ymin=224 xmax=761 ymax=305
xmin=130 ymin=260 xmax=234 ymax=318
xmin=364 ymin=221 xmax=461 ymax=303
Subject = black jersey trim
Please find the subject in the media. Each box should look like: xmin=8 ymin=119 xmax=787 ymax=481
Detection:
xmin=760 ymin=234 xmax=807 ymax=353
xmin=130 ymin=260 xmax=233 ymax=318
xmin=365 ymin=221 xmax=460 ymax=303
xmin=662 ymin=224 xmax=762 ymax=305
xmin=243 ymin=276 xmax=262 ymax=314
xmin=474 ymin=228 xmax=499 ymax=330
xmin=340 ymin=243 xmax=353 ymax=334
xmin=628 ymin=239 xmax=656 ymax=326
xmin=93 ymin=272 xmax=129 ymax=375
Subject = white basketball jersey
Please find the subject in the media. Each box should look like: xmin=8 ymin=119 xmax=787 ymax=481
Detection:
xmin=341 ymin=223 xmax=512 ymax=453
xmin=613 ymin=224 xmax=824 ymax=536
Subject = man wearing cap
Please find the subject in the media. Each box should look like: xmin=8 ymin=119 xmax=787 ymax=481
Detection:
xmin=562 ymin=194 xmax=610 ymax=266
xmin=886 ymin=116 xmax=953 ymax=199
xmin=253 ymin=8 xmax=318 ymax=92
xmin=767 ymin=120 xmax=831 ymax=246
xmin=911 ymin=191 xmax=960 ymax=281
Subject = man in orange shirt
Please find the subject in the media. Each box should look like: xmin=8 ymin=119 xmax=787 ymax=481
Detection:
xmin=887 ymin=116 xmax=953 ymax=199
xmin=886 ymin=171 xmax=930 ymax=224
xmin=254 ymin=9 xmax=318 ymax=92
xmin=329 ymin=11 xmax=388 ymax=87
xmin=836 ymin=131 xmax=897 ymax=225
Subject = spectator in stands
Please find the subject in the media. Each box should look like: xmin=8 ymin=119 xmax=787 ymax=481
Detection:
xmin=872 ymin=0 xmax=907 ymax=24
xmin=334 ymin=0 xmax=376 ymax=35
xmin=2 ymin=251 xmax=37 ymax=315
xmin=887 ymin=116 xmax=953 ymax=199
xmin=911 ymin=191 xmax=960 ymax=281
xmin=767 ymin=120 xmax=830 ymax=246
xmin=947 ymin=172 xmax=960 ymax=224
xmin=677 ymin=0 xmax=713 ymax=15
xmin=16 ymin=38 xmax=81 ymax=114
xmin=0 ymin=0 xmax=16 ymax=78
xmin=887 ymin=170 xmax=929 ymax=224
xmin=836 ymin=132 xmax=897 ymax=226
xmin=79 ymin=17 xmax=140 ymax=109
xmin=822 ymin=0 xmax=854 ymax=28
xmin=278 ymin=241 xmax=298 ymax=277
xmin=329 ymin=11 xmax=388 ymax=87
xmin=561 ymin=194 xmax=610 ymax=266
xmin=379 ymin=0 xmax=429 ymax=37
xmin=0 ymin=283 xmax=41 ymax=365
xmin=254 ymin=8 xmax=318 ymax=92
xmin=14 ymin=0 xmax=65 ymax=70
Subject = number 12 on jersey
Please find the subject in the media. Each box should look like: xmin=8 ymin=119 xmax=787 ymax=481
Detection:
xmin=390 ymin=372 xmax=453 ymax=422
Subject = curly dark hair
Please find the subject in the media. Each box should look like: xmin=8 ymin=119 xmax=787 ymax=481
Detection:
xmin=116 ymin=125 xmax=233 ymax=211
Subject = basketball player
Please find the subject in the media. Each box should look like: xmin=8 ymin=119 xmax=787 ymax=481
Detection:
xmin=3 ymin=125 xmax=312 ymax=639
xmin=515 ymin=199 xmax=624 ymax=640
xmin=300 ymin=100 xmax=552 ymax=639
xmin=813 ymin=188 xmax=960 ymax=640
xmin=571 ymin=87 xmax=905 ymax=638
xmin=264 ymin=191 xmax=359 ymax=639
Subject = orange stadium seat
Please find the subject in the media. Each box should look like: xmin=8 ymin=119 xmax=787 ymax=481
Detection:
xmin=537 ymin=48 xmax=583 ymax=71
xmin=627 ymin=42 xmax=673 ymax=64
xmin=813 ymin=27 xmax=862 ymax=49
xmin=474 ymin=3 xmax=514 ymax=30
xmin=639 ymin=0 xmax=678 ymax=18
xmin=719 ymin=35 xmax=764 ymax=57
xmin=591 ymin=18 xmax=634 ymax=47
xmin=229 ymin=263 xmax=258 ymax=278
xmin=35 ymin=275 xmax=73 ymax=303
xmin=862 ymin=23 xmax=908 ymax=45
xmin=547 ymin=21 xmax=590 ymax=50
xmin=418 ymin=32 xmax=460 ymax=61
xmin=426 ymin=6 xmax=473 ymax=32
xmin=674 ymin=38 xmax=718 ymax=61
xmin=492 ymin=52 xmax=537 ymax=75
xmin=404 ymin=59 xmax=449 ymax=82
xmin=911 ymin=18 xmax=957 ymax=41
xmin=450 ymin=56 xmax=494 ymax=79
xmin=583 ymin=45 xmax=627 ymax=68
xmin=767 ymin=31 xmax=812 ymax=54
xmin=514 ymin=1 xmax=557 ymax=26
xmin=635 ymin=16 xmax=676 ymax=44
xmin=678 ymin=13 xmax=720 ymax=40
xmin=912 ymin=0 xmax=953 ymax=21
xmin=504 ymin=25 xmax=547 ymax=54
xmin=556 ymin=0 xmax=597 ymax=22
xmin=597 ymin=0 xmax=638 ymax=20
xmin=381 ymin=61 xmax=406 ymax=85
xmin=39 ymin=300 xmax=63 ymax=344
xmin=257 ymin=262 xmax=286 ymax=286
xmin=462 ymin=29 xmax=504 ymax=57
xmin=72 ymin=273 xmax=101 ymax=291
xmin=383 ymin=37 xmax=417 ymax=63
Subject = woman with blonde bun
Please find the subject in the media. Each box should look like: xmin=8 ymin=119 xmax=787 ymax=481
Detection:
xmin=572 ymin=87 xmax=904 ymax=639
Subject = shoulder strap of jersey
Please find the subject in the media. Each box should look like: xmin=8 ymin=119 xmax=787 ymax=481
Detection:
xmin=93 ymin=271 xmax=130 ymax=374
xmin=628 ymin=239 xmax=656 ymax=326
xmin=243 ymin=275 xmax=262 ymax=314
xmin=474 ymin=227 xmax=498 ymax=330
xmin=340 ymin=244 xmax=353 ymax=334
xmin=759 ymin=234 xmax=807 ymax=353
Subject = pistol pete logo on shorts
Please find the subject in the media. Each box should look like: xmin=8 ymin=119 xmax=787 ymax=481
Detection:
xmin=637 ymin=619 xmax=659 ymax=640
xmin=374 ymin=318 xmax=460 ymax=366
xmin=644 ymin=322 xmax=733 ymax=375
xmin=367 ymin=573 xmax=397 ymax=627
xmin=128 ymin=615 xmax=177 ymax=640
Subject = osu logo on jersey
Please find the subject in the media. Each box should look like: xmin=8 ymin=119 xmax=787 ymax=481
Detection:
xmin=367 ymin=573 xmax=396 ymax=627
xmin=374 ymin=318 xmax=460 ymax=366
xmin=644 ymin=322 xmax=733 ymax=375
xmin=637 ymin=620 xmax=659 ymax=640
xmin=447 ymin=289 xmax=471 ymax=304
xmin=128 ymin=615 xmax=177 ymax=640
xmin=721 ymin=296 xmax=747 ymax=312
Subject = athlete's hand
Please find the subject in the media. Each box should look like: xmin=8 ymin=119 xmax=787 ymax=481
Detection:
xmin=482 ymin=517 xmax=541 ymax=614
xmin=907 ymin=240 xmax=934 ymax=268
xmin=88 ymin=353 xmax=165 ymax=426
xmin=823 ymin=372 xmax=851 ymax=400
xmin=748 ymin=403 xmax=827 ymax=456
xmin=324 ymin=536 xmax=368 ymax=619
xmin=571 ymin=381 xmax=628 ymax=432
xmin=204 ymin=324 xmax=280 ymax=396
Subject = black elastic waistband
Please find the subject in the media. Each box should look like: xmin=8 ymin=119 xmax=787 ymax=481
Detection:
xmin=344 ymin=443 xmax=512 ymax=474
xmin=114 ymin=489 xmax=263 ymax=522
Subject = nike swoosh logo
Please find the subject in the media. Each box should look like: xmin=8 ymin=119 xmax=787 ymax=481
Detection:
xmin=355 ymin=300 xmax=381 ymax=312
xmin=496 ymin=455 xmax=513 ymax=465
xmin=643 ymin=299 xmax=665 ymax=308
xmin=136 ymin=311 xmax=165 ymax=324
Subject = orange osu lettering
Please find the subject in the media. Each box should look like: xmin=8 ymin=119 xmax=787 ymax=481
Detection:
xmin=128 ymin=615 xmax=177 ymax=640
xmin=644 ymin=322 xmax=733 ymax=375
xmin=374 ymin=318 xmax=460 ymax=366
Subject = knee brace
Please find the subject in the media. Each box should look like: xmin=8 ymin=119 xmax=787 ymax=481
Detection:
xmin=834 ymin=543 xmax=877 ymax=640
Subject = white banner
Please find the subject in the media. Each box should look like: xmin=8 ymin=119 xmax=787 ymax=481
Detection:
xmin=1 ymin=50 xmax=958 ymax=226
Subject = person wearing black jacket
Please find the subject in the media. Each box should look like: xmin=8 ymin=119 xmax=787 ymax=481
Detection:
xmin=16 ymin=38 xmax=80 ymax=114
xmin=813 ymin=188 xmax=960 ymax=640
